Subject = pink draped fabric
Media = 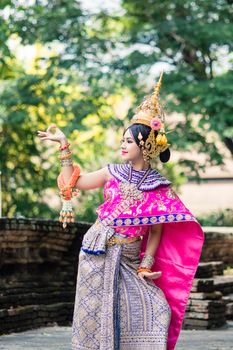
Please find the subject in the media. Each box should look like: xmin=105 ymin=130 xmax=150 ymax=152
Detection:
xmin=141 ymin=222 xmax=203 ymax=350
xmin=96 ymin=176 xmax=204 ymax=350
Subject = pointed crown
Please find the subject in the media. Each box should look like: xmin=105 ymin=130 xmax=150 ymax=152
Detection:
xmin=130 ymin=71 xmax=165 ymax=130
xmin=129 ymin=72 xmax=170 ymax=160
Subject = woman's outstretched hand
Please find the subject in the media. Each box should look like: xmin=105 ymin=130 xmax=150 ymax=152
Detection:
xmin=37 ymin=124 xmax=67 ymax=144
xmin=138 ymin=270 xmax=162 ymax=283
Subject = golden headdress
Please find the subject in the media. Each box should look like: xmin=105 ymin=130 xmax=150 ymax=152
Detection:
xmin=130 ymin=72 xmax=170 ymax=161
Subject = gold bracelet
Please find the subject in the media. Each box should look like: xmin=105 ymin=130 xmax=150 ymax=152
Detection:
xmin=59 ymin=151 xmax=73 ymax=160
xmin=140 ymin=254 xmax=155 ymax=269
xmin=60 ymin=148 xmax=71 ymax=155
xmin=60 ymin=159 xmax=73 ymax=167
xmin=137 ymin=267 xmax=152 ymax=274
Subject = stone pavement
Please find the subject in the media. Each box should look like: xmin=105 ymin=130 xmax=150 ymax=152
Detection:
xmin=0 ymin=322 xmax=233 ymax=350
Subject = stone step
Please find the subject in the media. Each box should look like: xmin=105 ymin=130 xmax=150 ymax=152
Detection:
xmin=189 ymin=291 xmax=222 ymax=300
xmin=195 ymin=261 xmax=224 ymax=278
xmin=186 ymin=299 xmax=225 ymax=312
xmin=0 ymin=290 xmax=75 ymax=309
xmin=183 ymin=317 xmax=226 ymax=330
xmin=191 ymin=278 xmax=214 ymax=293
xmin=222 ymin=293 xmax=233 ymax=302
xmin=191 ymin=275 xmax=233 ymax=295
xmin=185 ymin=311 xmax=225 ymax=320
xmin=186 ymin=274 xmax=233 ymax=328
xmin=213 ymin=275 xmax=233 ymax=295
xmin=222 ymin=293 xmax=233 ymax=320
xmin=0 ymin=302 xmax=73 ymax=335
xmin=0 ymin=280 xmax=75 ymax=291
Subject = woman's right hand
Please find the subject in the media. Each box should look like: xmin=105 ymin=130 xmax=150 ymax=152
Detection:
xmin=37 ymin=124 xmax=67 ymax=144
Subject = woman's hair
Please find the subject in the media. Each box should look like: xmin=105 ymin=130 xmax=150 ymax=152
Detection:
xmin=123 ymin=123 xmax=170 ymax=163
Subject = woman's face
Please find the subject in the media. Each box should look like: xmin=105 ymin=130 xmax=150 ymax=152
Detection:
xmin=120 ymin=128 xmax=142 ymax=162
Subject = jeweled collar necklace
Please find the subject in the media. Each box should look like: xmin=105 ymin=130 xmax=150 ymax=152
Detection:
xmin=107 ymin=163 xmax=171 ymax=191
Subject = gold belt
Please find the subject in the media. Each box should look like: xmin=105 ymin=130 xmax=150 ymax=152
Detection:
xmin=107 ymin=235 xmax=142 ymax=247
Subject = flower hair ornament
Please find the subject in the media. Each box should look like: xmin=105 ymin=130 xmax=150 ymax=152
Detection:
xmin=130 ymin=71 xmax=170 ymax=162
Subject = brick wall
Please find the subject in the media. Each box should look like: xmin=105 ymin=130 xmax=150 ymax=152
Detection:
xmin=200 ymin=227 xmax=233 ymax=265
xmin=0 ymin=218 xmax=90 ymax=335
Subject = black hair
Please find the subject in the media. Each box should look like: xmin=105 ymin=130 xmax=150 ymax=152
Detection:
xmin=123 ymin=123 xmax=170 ymax=163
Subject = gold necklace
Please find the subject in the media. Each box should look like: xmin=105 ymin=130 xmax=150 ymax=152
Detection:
xmin=119 ymin=164 xmax=151 ymax=203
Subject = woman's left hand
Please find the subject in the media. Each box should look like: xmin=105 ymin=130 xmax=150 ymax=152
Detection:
xmin=138 ymin=270 xmax=162 ymax=283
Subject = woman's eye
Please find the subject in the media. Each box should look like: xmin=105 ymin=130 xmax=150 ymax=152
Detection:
xmin=120 ymin=139 xmax=132 ymax=144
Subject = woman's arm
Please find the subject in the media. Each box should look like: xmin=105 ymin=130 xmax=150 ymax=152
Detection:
xmin=59 ymin=137 xmax=74 ymax=183
xmin=75 ymin=166 xmax=109 ymax=190
xmin=144 ymin=223 xmax=162 ymax=257
xmin=138 ymin=224 xmax=163 ymax=282
xmin=37 ymin=126 xmax=110 ymax=190
xmin=59 ymin=138 xmax=110 ymax=190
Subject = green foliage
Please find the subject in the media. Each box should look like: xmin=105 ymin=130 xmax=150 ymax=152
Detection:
xmin=77 ymin=189 xmax=104 ymax=223
xmin=100 ymin=0 xmax=233 ymax=162
xmin=0 ymin=0 xmax=232 ymax=221
xmin=197 ymin=208 xmax=233 ymax=227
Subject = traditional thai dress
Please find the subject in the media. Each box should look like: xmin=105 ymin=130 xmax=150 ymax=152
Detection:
xmin=72 ymin=163 xmax=204 ymax=350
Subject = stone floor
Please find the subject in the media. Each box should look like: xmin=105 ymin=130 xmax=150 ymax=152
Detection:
xmin=0 ymin=322 xmax=233 ymax=350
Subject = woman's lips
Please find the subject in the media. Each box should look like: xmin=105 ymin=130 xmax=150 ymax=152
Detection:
xmin=121 ymin=151 xmax=128 ymax=155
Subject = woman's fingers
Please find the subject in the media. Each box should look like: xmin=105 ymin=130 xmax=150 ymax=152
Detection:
xmin=37 ymin=131 xmax=47 ymax=135
xmin=146 ymin=271 xmax=162 ymax=280
xmin=37 ymin=132 xmax=49 ymax=140
xmin=37 ymin=125 xmax=65 ymax=143
xmin=137 ymin=272 xmax=148 ymax=285
xmin=39 ymin=136 xmax=50 ymax=141
xmin=138 ymin=271 xmax=162 ymax=281
xmin=46 ymin=124 xmax=57 ymax=133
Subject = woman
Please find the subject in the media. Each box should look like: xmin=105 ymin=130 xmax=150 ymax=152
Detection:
xmin=37 ymin=73 xmax=204 ymax=350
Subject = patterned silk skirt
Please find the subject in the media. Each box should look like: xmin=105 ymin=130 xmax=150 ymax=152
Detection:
xmin=72 ymin=232 xmax=171 ymax=350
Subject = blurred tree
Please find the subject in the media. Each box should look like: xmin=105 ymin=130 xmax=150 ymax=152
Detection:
xmin=0 ymin=0 xmax=232 ymax=220
xmin=0 ymin=48 xmax=122 ymax=218
xmin=101 ymin=0 xmax=233 ymax=168
xmin=0 ymin=0 xmax=122 ymax=218
xmin=0 ymin=0 xmax=14 ymax=79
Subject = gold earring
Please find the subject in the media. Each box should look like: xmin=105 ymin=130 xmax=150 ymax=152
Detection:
xmin=138 ymin=132 xmax=144 ymax=146
xmin=138 ymin=132 xmax=150 ymax=163
xmin=143 ymin=149 xmax=150 ymax=163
